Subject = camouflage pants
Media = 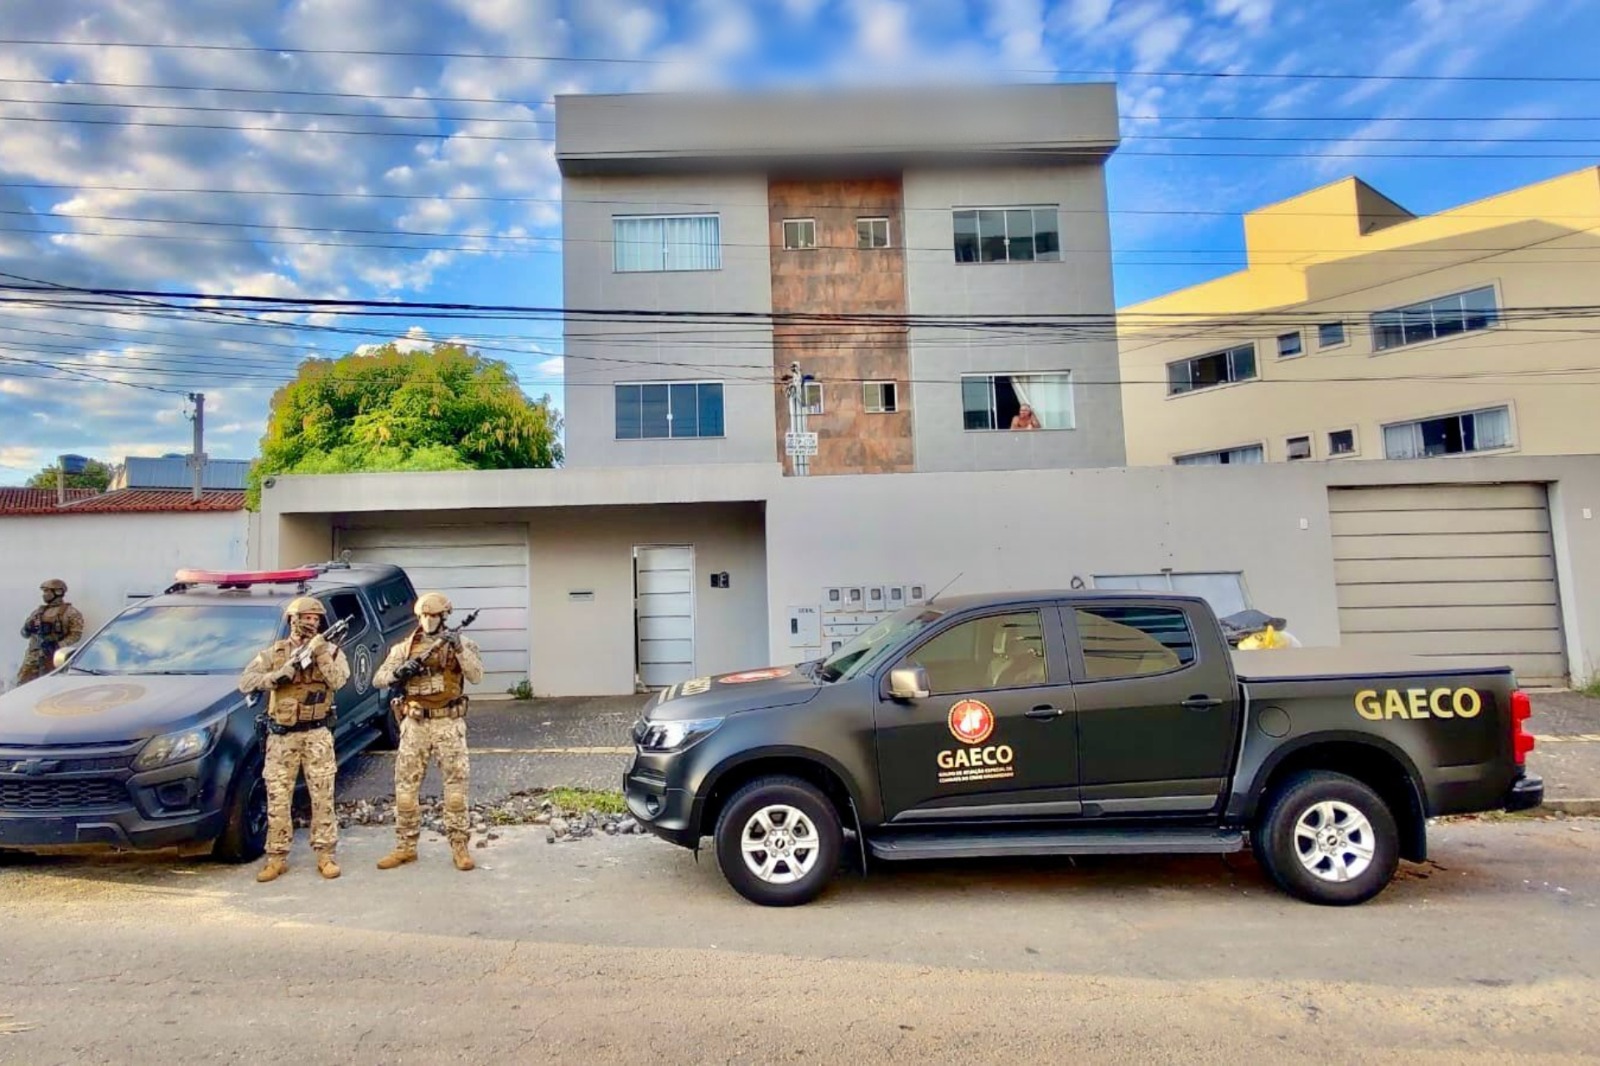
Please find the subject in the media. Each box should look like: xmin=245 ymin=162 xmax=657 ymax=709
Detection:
xmin=14 ymin=645 xmax=54 ymax=686
xmin=394 ymin=716 xmax=470 ymax=846
xmin=263 ymin=727 xmax=337 ymax=857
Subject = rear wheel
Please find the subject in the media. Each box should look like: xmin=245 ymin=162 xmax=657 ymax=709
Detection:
xmin=1255 ymin=770 xmax=1399 ymax=906
xmin=213 ymin=753 xmax=268 ymax=863
xmin=714 ymin=776 xmax=842 ymax=907
xmin=369 ymin=698 xmax=403 ymax=751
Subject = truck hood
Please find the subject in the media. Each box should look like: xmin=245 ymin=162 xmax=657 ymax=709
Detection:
xmin=0 ymin=672 xmax=243 ymax=746
xmin=645 ymin=665 xmax=820 ymax=722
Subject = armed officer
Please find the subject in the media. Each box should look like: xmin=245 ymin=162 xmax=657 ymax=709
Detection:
xmin=373 ymin=592 xmax=484 ymax=872
xmin=16 ymin=579 xmax=85 ymax=686
xmin=238 ymin=597 xmax=350 ymax=883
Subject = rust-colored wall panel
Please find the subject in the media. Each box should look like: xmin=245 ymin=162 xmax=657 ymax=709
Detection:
xmin=768 ymin=177 xmax=913 ymax=476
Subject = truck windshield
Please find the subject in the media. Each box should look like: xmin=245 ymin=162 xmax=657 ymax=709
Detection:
xmin=818 ymin=606 xmax=944 ymax=683
xmin=70 ymin=604 xmax=284 ymax=676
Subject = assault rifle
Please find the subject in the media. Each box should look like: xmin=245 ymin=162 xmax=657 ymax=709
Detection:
xmin=387 ymin=610 xmax=480 ymax=719
xmin=285 ymin=614 xmax=354 ymax=673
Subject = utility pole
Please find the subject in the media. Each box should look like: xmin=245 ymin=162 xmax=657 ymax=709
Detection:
xmin=187 ymin=392 xmax=206 ymax=502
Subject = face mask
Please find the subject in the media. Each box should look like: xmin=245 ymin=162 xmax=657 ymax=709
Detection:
xmin=292 ymin=618 xmax=320 ymax=640
xmin=421 ymin=615 xmax=443 ymax=635
xmin=41 ymin=590 xmax=60 ymax=606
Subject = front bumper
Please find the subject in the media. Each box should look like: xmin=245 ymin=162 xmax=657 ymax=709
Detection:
xmin=1505 ymin=772 xmax=1544 ymax=813
xmin=622 ymin=754 xmax=699 ymax=849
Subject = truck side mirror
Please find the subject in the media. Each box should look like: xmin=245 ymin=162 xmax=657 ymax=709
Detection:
xmin=52 ymin=647 xmax=75 ymax=670
xmin=888 ymin=667 xmax=930 ymax=702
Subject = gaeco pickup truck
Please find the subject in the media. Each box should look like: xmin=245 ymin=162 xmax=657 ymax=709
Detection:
xmin=623 ymin=591 xmax=1542 ymax=907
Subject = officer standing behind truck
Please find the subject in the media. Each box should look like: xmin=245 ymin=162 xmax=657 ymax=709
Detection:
xmin=16 ymin=579 xmax=85 ymax=686
xmin=238 ymin=597 xmax=351 ymax=883
xmin=373 ymin=592 xmax=484 ymax=873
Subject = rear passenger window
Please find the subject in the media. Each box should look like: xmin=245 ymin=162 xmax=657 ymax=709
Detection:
xmin=371 ymin=574 xmax=416 ymax=631
xmin=1075 ymin=607 xmax=1195 ymax=680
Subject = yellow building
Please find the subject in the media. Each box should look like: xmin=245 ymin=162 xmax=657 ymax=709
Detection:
xmin=1118 ymin=166 xmax=1600 ymax=466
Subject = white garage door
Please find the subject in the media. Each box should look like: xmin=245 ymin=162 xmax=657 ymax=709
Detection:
xmin=1330 ymin=484 xmax=1567 ymax=686
xmin=636 ymin=545 xmax=695 ymax=688
xmin=338 ymin=523 xmax=529 ymax=697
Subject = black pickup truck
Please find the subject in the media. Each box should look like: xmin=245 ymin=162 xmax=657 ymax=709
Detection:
xmin=623 ymin=591 xmax=1541 ymax=907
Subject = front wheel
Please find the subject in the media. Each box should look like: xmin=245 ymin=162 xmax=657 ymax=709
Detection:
xmin=212 ymin=753 xmax=268 ymax=863
xmin=714 ymin=776 xmax=842 ymax=907
xmin=1254 ymin=770 xmax=1399 ymax=906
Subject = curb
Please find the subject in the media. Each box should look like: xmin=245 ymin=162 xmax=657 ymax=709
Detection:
xmin=1541 ymin=798 xmax=1600 ymax=817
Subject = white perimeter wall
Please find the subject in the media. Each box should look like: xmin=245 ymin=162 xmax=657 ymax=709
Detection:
xmin=0 ymin=511 xmax=249 ymax=691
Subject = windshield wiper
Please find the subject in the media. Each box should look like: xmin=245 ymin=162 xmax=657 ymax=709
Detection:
xmin=71 ymin=667 xmax=111 ymax=675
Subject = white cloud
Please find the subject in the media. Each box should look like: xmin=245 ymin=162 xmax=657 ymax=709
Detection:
xmin=535 ymin=355 xmax=565 ymax=377
xmin=1211 ymin=0 xmax=1273 ymax=28
xmin=1131 ymin=14 xmax=1192 ymax=67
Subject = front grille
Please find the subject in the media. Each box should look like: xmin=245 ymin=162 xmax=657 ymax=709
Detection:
xmin=0 ymin=755 xmax=129 ymax=774
xmin=0 ymin=779 xmax=130 ymax=812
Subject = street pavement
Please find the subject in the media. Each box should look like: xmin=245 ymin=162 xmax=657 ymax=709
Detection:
xmin=1 ymin=817 xmax=1597 ymax=1062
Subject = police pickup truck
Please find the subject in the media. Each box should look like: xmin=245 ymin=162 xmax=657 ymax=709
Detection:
xmin=0 ymin=563 xmax=416 ymax=861
xmin=623 ymin=591 xmax=1542 ymax=907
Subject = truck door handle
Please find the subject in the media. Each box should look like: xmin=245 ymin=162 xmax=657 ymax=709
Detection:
xmin=1026 ymin=705 xmax=1064 ymax=719
xmin=1182 ymin=696 xmax=1223 ymax=711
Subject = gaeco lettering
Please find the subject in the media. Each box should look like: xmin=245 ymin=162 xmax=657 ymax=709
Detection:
xmin=936 ymin=744 xmax=1015 ymax=771
xmin=1354 ymin=687 xmax=1483 ymax=721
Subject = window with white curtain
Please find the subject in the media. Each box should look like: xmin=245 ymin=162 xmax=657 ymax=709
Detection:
xmin=1382 ymin=406 xmax=1512 ymax=459
xmin=613 ymin=215 xmax=721 ymax=272
xmin=961 ymin=372 xmax=1074 ymax=430
xmin=1174 ymin=444 xmax=1265 ymax=466
xmin=1092 ymin=572 xmax=1251 ymax=618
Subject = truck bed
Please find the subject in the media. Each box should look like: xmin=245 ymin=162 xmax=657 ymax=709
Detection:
xmin=1232 ymin=647 xmax=1514 ymax=683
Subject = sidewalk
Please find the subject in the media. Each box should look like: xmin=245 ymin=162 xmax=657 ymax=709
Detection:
xmin=335 ymin=691 xmax=1600 ymax=814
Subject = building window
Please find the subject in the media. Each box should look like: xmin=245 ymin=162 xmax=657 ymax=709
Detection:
xmin=1286 ymin=435 xmax=1312 ymax=461
xmin=1277 ymin=332 xmax=1304 ymax=358
xmin=1074 ymin=606 xmax=1196 ymax=680
xmin=1318 ymin=322 xmax=1346 ymax=348
xmin=1328 ymin=428 xmax=1357 ymax=456
xmin=1167 ymin=343 xmax=1257 ymax=395
xmin=1092 ymin=572 xmax=1249 ymax=618
xmin=952 ymin=207 xmax=1061 ymax=263
xmin=961 ymin=372 xmax=1073 ymax=431
xmin=782 ymin=218 xmax=816 ymax=250
xmin=1175 ymin=444 xmax=1264 ymax=466
xmin=1371 ymin=286 xmax=1498 ymax=351
xmin=862 ymin=381 xmax=898 ymax=413
xmin=613 ymin=215 xmax=721 ymax=273
xmin=857 ymin=217 xmax=890 ymax=249
xmin=614 ymin=382 xmax=726 ymax=440
xmin=801 ymin=380 xmax=824 ymax=415
xmin=1382 ymin=406 xmax=1512 ymax=460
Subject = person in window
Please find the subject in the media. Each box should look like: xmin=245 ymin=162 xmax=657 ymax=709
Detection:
xmin=1010 ymin=404 xmax=1041 ymax=430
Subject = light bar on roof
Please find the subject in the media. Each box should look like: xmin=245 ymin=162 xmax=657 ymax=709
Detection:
xmin=174 ymin=568 xmax=319 ymax=587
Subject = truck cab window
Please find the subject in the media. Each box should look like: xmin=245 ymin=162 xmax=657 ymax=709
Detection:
xmin=1075 ymin=607 xmax=1195 ymax=680
xmin=907 ymin=612 xmax=1046 ymax=694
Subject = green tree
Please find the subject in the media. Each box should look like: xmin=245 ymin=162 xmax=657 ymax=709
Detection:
xmin=247 ymin=342 xmax=563 ymax=508
xmin=26 ymin=458 xmax=112 ymax=491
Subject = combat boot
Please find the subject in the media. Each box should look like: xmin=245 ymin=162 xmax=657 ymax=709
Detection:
xmin=376 ymin=846 xmax=417 ymax=870
xmin=316 ymin=852 xmax=341 ymax=880
xmin=451 ymin=839 xmax=476 ymax=872
xmin=256 ymin=856 xmax=288 ymax=883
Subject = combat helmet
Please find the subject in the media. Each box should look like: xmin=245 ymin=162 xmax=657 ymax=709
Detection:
xmin=40 ymin=579 xmax=67 ymax=594
xmin=414 ymin=592 xmax=453 ymax=617
xmin=284 ymin=596 xmax=327 ymax=617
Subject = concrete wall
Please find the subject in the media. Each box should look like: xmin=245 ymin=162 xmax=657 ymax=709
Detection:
xmin=902 ymin=164 xmax=1127 ymax=472
xmin=0 ymin=511 xmax=249 ymax=691
xmin=561 ymin=173 xmax=776 ymax=470
xmin=528 ymin=503 xmax=768 ymax=696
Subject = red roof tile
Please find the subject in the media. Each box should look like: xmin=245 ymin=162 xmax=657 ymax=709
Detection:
xmin=56 ymin=489 xmax=247 ymax=514
xmin=0 ymin=487 xmax=99 ymax=514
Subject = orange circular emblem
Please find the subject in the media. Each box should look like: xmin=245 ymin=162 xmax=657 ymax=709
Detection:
xmin=718 ymin=668 xmax=791 ymax=685
xmin=948 ymin=699 xmax=995 ymax=745
xmin=34 ymin=683 xmax=147 ymax=718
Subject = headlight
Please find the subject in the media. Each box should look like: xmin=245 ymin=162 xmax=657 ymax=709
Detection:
xmin=637 ymin=717 xmax=723 ymax=753
xmin=133 ymin=720 xmax=223 ymax=772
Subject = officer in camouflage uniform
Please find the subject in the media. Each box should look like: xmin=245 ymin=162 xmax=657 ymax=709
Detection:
xmin=238 ymin=597 xmax=350 ymax=883
xmin=373 ymin=592 xmax=484 ymax=872
xmin=16 ymin=579 xmax=85 ymax=686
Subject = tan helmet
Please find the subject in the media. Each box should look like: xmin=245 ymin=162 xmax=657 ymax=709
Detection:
xmin=284 ymin=596 xmax=326 ymax=618
xmin=41 ymin=579 xmax=67 ymax=593
xmin=414 ymin=592 xmax=452 ymax=617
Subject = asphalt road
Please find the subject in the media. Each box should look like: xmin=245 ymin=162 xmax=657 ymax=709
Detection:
xmin=1 ymin=817 xmax=1597 ymax=1063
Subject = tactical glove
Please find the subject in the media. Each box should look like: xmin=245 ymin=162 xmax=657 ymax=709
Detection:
xmin=393 ymin=658 xmax=424 ymax=682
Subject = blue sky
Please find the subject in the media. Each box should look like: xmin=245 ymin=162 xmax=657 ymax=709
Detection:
xmin=0 ymin=0 xmax=1596 ymax=482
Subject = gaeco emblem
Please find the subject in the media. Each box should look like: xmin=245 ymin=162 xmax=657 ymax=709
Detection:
xmin=1354 ymin=687 xmax=1483 ymax=721
xmin=948 ymin=699 xmax=996 ymax=745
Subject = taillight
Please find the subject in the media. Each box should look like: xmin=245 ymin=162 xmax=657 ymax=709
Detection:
xmin=1511 ymin=689 xmax=1534 ymax=765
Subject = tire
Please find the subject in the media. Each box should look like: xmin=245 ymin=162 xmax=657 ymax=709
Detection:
xmin=1254 ymin=770 xmax=1399 ymax=906
xmin=714 ymin=776 xmax=842 ymax=907
xmin=212 ymin=752 xmax=268 ymax=863
xmin=369 ymin=700 xmax=403 ymax=751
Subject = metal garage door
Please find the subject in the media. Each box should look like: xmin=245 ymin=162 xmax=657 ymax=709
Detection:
xmin=337 ymin=523 xmax=529 ymax=697
xmin=1330 ymin=484 xmax=1567 ymax=686
xmin=635 ymin=545 xmax=695 ymax=688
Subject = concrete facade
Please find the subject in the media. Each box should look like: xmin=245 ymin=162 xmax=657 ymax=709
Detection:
xmin=1119 ymin=167 xmax=1600 ymax=466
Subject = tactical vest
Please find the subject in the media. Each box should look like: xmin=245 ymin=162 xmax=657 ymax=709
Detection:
xmin=30 ymin=604 xmax=71 ymax=646
xmin=264 ymin=640 xmax=335 ymax=727
xmin=401 ymin=629 xmax=466 ymax=711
